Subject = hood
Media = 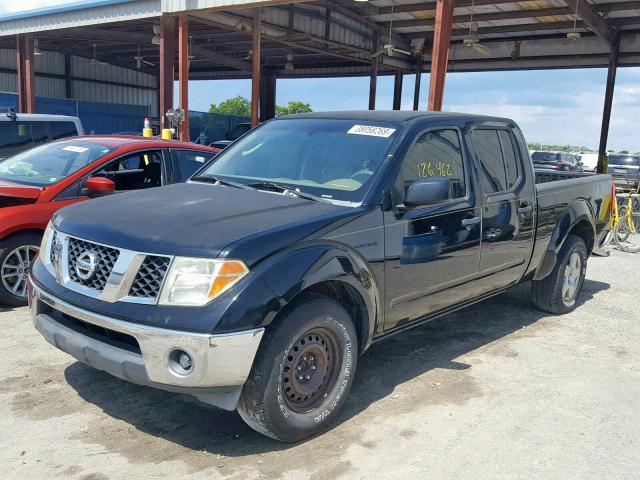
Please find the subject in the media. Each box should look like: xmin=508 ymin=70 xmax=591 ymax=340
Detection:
xmin=53 ymin=182 xmax=353 ymax=262
xmin=0 ymin=179 xmax=42 ymax=207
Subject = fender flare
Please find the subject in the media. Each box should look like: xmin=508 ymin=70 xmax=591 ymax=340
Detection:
xmin=252 ymin=241 xmax=381 ymax=353
xmin=533 ymin=199 xmax=595 ymax=281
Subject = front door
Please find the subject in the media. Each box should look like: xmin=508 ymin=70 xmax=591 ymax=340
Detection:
xmin=383 ymin=128 xmax=482 ymax=330
xmin=472 ymin=127 xmax=535 ymax=291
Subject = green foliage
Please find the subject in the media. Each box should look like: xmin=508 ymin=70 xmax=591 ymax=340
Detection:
xmin=276 ymin=101 xmax=313 ymax=116
xmin=527 ymin=142 xmax=591 ymax=153
xmin=209 ymin=96 xmax=251 ymax=116
xmin=209 ymin=97 xmax=313 ymax=118
xmin=619 ymin=150 xmax=629 ymax=155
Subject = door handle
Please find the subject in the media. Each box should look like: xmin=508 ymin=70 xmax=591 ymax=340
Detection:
xmin=517 ymin=204 xmax=533 ymax=214
xmin=461 ymin=216 xmax=481 ymax=229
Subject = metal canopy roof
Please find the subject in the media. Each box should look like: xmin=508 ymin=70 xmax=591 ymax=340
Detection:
xmin=0 ymin=0 xmax=638 ymax=79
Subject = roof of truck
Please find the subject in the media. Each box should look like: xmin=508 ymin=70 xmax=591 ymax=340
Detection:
xmin=281 ymin=110 xmax=514 ymax=124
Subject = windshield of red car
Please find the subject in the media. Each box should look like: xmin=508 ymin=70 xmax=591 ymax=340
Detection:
xmin=0 ymin=140 xmax=114 ymax=187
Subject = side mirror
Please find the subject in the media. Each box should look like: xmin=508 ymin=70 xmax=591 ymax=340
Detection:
xmin=83 ymin=177 xmax=115 ymax=198
xmin=404 ymin=178 xmax=451 ymax=208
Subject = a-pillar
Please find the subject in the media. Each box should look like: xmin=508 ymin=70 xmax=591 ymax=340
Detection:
xmin=16 ymin=34 xmax=36 ymax=113
xmin=251 ymin=8 xmax=262 ymax=127
xmin=427 ymin=0 xmax=454 ymax=111
xmin=159 ymin=15 xmax=175 ymax=130
xmin=392 ymin=72 xmax=403 ymax=110
xmin=597 ymin=34 xmax=620 ymax=174
xmin=260 ymin=68 xmax=276 ymax=122
xmin=178 ymin=15 xmax=190 ymax=141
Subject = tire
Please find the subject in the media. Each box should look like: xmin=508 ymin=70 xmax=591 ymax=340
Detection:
xmin=532 ymin=234 xmax=587 ymax=314
xmin=0 ymin=232 xmax=42 ymax=307
xmin=237 ymin=294 xmax=358 ymax=442
xmin=614 ymin=212 xmax=640 ymax=253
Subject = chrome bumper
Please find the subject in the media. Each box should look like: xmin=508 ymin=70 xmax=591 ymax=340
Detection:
xmin=30 ymin=281 xmax=264 ymax=391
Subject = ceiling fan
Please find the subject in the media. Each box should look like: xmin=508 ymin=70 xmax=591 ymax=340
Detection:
xmin=463 ymin=0 xmax=491 ymax=58
xmin=134 ymin=44 xmax=155 ymax=69
xmin=371 ymin=2 xmax=412 ymax=58
xmin=80 ymin=44 xmax=108 ymax=66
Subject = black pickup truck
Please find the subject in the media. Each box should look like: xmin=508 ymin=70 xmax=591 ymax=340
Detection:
xmin=29 ymin=111 xmax=612 ymax=442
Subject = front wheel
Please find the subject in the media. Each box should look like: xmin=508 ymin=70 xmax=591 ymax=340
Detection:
xmin=0 ymin=232 xmax=41 ymax=307
xmin=238 ymin=295 xmax=358 ymax=442
xmin=532 ymin=234 xmax=587 ymax=314
xmin=614 ymin=212 xmax=640 ymax=253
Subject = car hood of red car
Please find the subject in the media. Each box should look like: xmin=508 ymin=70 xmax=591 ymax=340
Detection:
xmin=0 ymin=179 xmax=43 ymax=200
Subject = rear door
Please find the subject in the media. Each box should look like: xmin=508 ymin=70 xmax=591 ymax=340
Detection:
xmin=383 ymin=127 xmax=482 ymax=330
xmin=472 ymin=127 xmax=535 ymax=292
xmin=93 ymin=150 xmax=166 ymax=191
xmin=169 ymin=148 xmax=217 ymax=183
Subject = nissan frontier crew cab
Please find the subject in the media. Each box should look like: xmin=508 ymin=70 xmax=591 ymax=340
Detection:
xmin=29 ymin=111 xmax=612 ymax=442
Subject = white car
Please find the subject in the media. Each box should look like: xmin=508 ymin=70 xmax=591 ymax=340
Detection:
xmin=578 ymin=153 xmax=599 ymax=172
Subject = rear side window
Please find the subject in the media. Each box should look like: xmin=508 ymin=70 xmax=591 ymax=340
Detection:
xmin=50 ymin=121 xmax=78 ymax=140
xmin=0 ymin=121 xmax=49 ymax=158
xmin=475 ymin=129 xmax=521 ymax=194
xmin=400 ymin=128 xmax=466 ymax=200
xmin=171 ymin=149 xmax=215 ymax=182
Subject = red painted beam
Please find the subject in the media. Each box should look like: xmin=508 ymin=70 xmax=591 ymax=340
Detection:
xmin=251 ymin=8 xmax=262 ymax=128
xmin=16 ymin=34 xmax=36 ymax=113
xmin=178 ymin=15 xmax=190 ymax=142
xmin=159 ymin=15 xmax=175 ymax=130
xmin=428 ymin=0 xmax=454 ymax=111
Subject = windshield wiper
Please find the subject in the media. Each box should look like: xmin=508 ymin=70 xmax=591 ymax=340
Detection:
xmin=191 ymin=175 xmax=250 ymax=190
xmin=246 ymin=182 xmax=330 ymax=204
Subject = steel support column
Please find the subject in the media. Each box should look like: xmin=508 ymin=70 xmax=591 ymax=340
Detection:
xmin=260 ymin=68 xmax=276 ymax=122
xmin=159 ymin=15 xmax=175 ymax=130
xmin=597 ymin=34 xmax=620 ymax=174
xmin=428 ymin=0 xmax=455 ymax=111
xmin=16 ymin=34 xmax=36 ymax=113
xmin=369 ymin=60 xmax=378 ymax=110
xmin=251 ymin=8 xmax=262 ymax=128
xmin=393 ymin=72 xmax=403 ymax=110
xmin=178 ymin=15 xmax=190 ymax=141
xmin=413 ymin=58 xmax=422 ymax=111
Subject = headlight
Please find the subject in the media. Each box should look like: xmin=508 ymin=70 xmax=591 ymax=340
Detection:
xmin=158 ymin=257 xmax=249 ymax=306
xmin=40 ymin=221 xmax=53 ymax=254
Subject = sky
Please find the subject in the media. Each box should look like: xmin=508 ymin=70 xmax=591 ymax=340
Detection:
xmin=3 ymin=0 xmax=639 ymax=151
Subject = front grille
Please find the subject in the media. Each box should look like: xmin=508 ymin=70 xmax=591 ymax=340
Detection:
xmin=128 ymin=255 xmax=171 ymax=299
xmin=67 ymin=237 xmax=119 ymax=291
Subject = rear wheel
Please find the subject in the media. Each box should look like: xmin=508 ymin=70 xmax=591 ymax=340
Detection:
xmin=237 ymin=295 xmax=358 ymax=442
xmin=532 ymin=234 xmax=587 ymax=314
xmin=0 ymin=232 xmax=41 ymax=307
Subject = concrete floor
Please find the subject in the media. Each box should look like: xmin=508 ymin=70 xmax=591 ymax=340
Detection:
xmin=2 ymin=249 xmax=639 ymax=480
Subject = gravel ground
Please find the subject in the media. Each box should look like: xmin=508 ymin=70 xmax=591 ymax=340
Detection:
xmin=2 ymin=249 xmax=639 ymax=480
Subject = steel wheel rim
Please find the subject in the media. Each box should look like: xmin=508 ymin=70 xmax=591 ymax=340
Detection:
xmin=282 ymin=327 xmax=342 ymax=413
xmin=1 ymin=244 xmax=39 ymax=298
xmin=562 ymin=252 xmax=581 ymax=305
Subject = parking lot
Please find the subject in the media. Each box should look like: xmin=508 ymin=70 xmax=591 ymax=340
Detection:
xmin=2 ymin=248 xmax=639 ymax=480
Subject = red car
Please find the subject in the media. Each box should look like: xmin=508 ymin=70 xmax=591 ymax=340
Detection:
xmin=0 ymin=136 xmax=219 ymax=306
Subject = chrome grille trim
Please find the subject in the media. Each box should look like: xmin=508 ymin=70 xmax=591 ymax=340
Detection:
xmin=42 ymin=229 xmax=173 ymax=305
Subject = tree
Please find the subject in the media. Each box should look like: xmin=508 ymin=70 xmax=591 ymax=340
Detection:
xmin=619 ymin=150 xmax=629 ymax=154
xmin=276 ymin=101 xmax=313 ymax=116
xmin=209 ymin=96 xmax=251 ymax=116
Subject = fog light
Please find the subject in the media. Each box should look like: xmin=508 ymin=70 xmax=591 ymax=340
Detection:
xmin=168 ymin=349 xmax=194 ymax=376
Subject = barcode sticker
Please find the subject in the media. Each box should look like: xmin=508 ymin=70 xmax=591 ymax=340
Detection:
xmin=347 ymin=125 xmax=396 ymax=138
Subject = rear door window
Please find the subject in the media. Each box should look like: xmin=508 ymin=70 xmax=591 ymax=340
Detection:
xmin=498 ymin=130 xmax=519 ymax=189
xmin=475 ymin=129 xmax=507 ymax=193
xmin=0 ymin=121 xmax=50 ymax=158
xmin=171 ymin=149 xmax=215 ymax=183
xmin=50 ymin=121 xmax=78 ymax=140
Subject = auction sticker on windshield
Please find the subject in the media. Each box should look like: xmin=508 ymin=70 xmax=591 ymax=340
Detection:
xmin=347 ymin=125 xmax=396 ymax=138
xmin=63 ymin=145 xmax=89 ymax=153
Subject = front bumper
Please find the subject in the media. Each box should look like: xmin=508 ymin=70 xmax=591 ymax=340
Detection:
xmin=30 ymin=279 xmax=264 ymax=410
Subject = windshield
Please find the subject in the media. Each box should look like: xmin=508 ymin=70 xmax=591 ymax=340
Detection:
xmin=531 ymin=151 xmax=558 ymax=162
xmin=609 ymin=155 xmax=640 ymax=167
xmin=0 ymin=140 xmax=114 ymax=187
xmin=199 ymin=118 xmax=397 ymax=203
